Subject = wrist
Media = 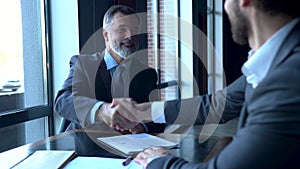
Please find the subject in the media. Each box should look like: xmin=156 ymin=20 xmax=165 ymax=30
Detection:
xmin=96 ymin=103 xmax=107 ymax=122
xmin=147 ymin=156 xmax=160 ymax=164
xmin=139 ymin=102 xmax=153 ymax=122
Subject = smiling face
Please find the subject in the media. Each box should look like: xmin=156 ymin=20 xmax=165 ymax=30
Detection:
xmin=103 ymin=12 xmax=139 ymax=60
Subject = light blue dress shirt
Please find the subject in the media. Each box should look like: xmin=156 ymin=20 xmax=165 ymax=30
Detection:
xmin=89 ymin=52 xmax=149 ymax=132
xmin=90 ymin=51 xmax=118 ymax=124
xmin=242 ymin=18 xmax=300 ymax=88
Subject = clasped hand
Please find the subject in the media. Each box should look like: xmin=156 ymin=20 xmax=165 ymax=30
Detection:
xmin=97 ymin=98 xmax=152 ymax=133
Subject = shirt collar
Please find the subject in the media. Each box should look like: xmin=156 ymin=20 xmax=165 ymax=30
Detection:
xmin=242 ymin=17 xmax=300 ymax=88
xmin=104 ymin=51 xmax=118 ymax=70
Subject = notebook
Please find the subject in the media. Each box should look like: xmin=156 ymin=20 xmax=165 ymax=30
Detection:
xmin=12 ymin=150 xmax=76 ymax=169
xmin=97 ymin=133 xmax=177 ymax=156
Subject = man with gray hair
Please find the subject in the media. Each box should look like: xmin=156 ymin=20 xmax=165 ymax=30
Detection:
xmin=54 ymin=5 xmax=165 ymax=134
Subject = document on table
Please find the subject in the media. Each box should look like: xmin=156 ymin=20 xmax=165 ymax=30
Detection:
xmin=97 ymin=133 xmax=177 ymax=155
xmin=12 ymin=150 xmax=76 ymax=169
xmin=64 ymin=156 xmax=142 ymax=169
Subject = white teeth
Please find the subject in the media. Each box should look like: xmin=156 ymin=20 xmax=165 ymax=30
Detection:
xmin=120 ymin=39 xmax=132 ymax=45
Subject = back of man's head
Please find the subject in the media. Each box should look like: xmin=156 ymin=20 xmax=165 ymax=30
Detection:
xmin=103 ymin=5 xmax=137 ymax=29
xmin=253 ymin=0 xmax=300 ymax=17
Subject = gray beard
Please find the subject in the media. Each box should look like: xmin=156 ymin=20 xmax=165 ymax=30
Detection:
xmin=111 ymin=40 xmax=138 ymax=59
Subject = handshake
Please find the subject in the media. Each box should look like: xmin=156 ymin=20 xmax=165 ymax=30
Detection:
xmin=96 ymin=98 xmax=153 ymax=133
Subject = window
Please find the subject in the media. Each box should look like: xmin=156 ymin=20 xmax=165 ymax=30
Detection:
xmin=0 ymin=1 xmax=25 ymax=111
xmin=147 ymin=0 xmax=223 ymax=100
xmin=147 ymin=0 xmax=179 ymax=100
xmin=0 ymin=0 xmax=53 ymax=152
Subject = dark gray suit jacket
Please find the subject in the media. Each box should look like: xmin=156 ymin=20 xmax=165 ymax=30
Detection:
xmin=148 ymin=21 xmax=300 ymax=168
xmin=54 ymin=52 xmax=165 ymax=132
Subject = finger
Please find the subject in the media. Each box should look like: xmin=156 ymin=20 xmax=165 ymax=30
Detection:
xmin=114 ymin=104 xmax=139 ymax=122
xmin=116 ymin=114 xmax=137 ymax=129
xmin=134 ymin=157 xmax=148 ymax=168
xmin=112 ymin=98 xmax=133 ymax=106
xmin=111 ymin=111 xmax=137 ymax=130
xmin=143 ymin=148 xmax=156 ymax=154
xmin=110 ymin=101 xmax=116 ymax=108
xmin=136 ymin=151 xmax=152 ymax=159
xmin=151 ymin=146 xmax=167 ymax=151
xmin=129 ymin=124 xmax=145 ymax=134
xmin=111 ymin=98 xmax=127 ymax=108
xmin=144 ymin=147 xmax=169 ymax=156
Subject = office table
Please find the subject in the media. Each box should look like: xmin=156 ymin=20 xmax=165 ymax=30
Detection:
xmin=0 ymin=125 xmax=232 ymax=168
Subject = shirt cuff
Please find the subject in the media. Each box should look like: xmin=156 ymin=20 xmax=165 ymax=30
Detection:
xmin=90 ymin=101 xmax=104 ymax=124
xmin=151 ymin=101 xmax=166 ymax=123
xmin=147 ymin=156 xmax=160 ymax=164
xmin=140 ymin=123 xmax=149 ymax=133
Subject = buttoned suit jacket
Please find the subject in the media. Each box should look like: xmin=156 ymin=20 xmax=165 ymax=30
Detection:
xmin=148 ymin=20 xmax=300 ymax=169
xmin=54 ymin=51 xmax=165 ymax=132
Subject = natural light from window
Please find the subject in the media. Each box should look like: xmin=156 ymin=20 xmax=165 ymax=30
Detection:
xmin=0 ymin=1 xmax=24 ymax=91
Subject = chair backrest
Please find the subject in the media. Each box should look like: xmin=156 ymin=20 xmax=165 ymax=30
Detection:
xmin=157 ymin=80 xmax=178 ymax=89
xmin=58 ymin=118 xmax=71 ymax=133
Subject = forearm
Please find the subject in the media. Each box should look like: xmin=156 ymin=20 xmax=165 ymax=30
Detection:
xmin=54 ymin=89 xmax=78 ymax=123
xmin=147 ymin=156 xmax=209 ymax=169
xmin=163 ymin=76 xmax=246 ymax=125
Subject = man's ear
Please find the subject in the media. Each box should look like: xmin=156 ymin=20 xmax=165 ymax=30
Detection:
xmin=241 ymin=0 xmax=251 ymax=7
xmin=103 ymin=29 xmax=109 ymax=43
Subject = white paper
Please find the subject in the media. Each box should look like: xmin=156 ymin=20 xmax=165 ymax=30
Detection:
xmin=12 ymin=150 xmax=75 ymax=169
xmin=64 ymin=157 xmax=142 ymax=169
xmin=97 ymin=133 xmax=177 ymax=155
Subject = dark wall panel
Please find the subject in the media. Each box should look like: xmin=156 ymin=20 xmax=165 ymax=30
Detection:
xmin=78 ymin=0 xmax=114 ymax=52
xmin=78 ymin=0 xmax=147 ymax=54
xmin=222 ymin=3 xmax=249 ymax=85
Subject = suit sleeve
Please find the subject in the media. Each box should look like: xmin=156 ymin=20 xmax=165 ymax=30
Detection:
xmin=147 ymin=68 xmax=300 ymax=169
xmin=135 ymin=68 xmax=165 ymax=133
xmin=164 ymin=75 xmax=246 ymax=125
xmin=54 ymin=55 xmax=80 ymax=123
xmin=54 ymin=54 xmax=100 ymax=128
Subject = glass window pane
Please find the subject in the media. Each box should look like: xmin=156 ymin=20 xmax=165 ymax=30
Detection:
xmin=0 ymin=0 xmax=48 ymax=113
xmin=147 ymin=0 xmax=179 ymax=101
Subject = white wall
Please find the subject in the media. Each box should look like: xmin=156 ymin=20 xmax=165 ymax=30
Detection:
xmin=50 ymin=0 xmax=79 ymax=133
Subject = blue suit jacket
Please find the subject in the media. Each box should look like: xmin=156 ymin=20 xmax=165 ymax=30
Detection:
xmin=148 ymin=21 xmax=300 ymax=168
xmin=54 ymin=52 xmax=165 ymax=133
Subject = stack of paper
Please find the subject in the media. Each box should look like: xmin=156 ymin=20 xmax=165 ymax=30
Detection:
xmin=97 ymin=133 xmax=177 ymax=156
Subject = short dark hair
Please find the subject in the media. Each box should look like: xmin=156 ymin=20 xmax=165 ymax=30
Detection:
xmin=253 ymin=0 xmax=300 ymax=17
xmin=103 ymin=5 xmax=138 ymax=29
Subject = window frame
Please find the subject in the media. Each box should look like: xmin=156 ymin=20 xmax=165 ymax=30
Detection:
xmin=0 ymin=0 xmax=54 ymax=136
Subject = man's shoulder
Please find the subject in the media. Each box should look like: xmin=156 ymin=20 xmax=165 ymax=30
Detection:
xmin=250 ymin=67 xmax=300 ymax=109
xmin=69 ymin=52 xmax=105 ymax=66
xmin=77 ymin=51 xmax=105 ymax=61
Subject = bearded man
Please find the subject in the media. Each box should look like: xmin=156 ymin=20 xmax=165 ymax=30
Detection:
xmin=112 ymin=0 xmax=300 ymax=168
xmin=54 ymin=5 xmax=165 ymax=134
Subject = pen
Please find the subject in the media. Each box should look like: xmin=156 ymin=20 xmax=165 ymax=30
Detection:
xmin=122 ymin=154 xmax=136 ymax=166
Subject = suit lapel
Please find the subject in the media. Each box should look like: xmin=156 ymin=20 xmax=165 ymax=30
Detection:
xmin=238 ymin=83 xmax=254 ymax=129
xmin=269 ymin=20 xmax=300 ymax=70
xmin=238 ymin=103 xmax=248 ymax=129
